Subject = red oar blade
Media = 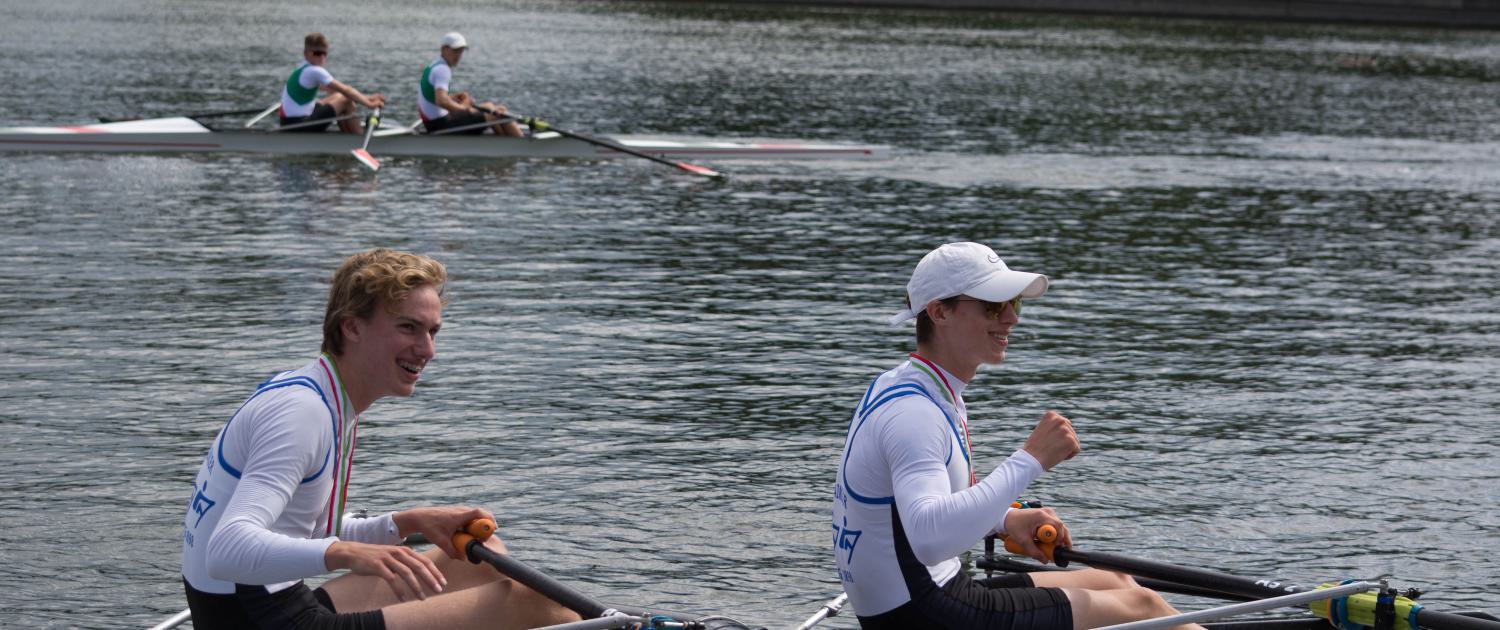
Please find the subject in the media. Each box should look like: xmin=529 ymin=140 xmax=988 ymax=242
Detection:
xmin=676 ymin=161 xmax=724 ymax=179
xmin=351 ymin=148 xmax=380 ymax=171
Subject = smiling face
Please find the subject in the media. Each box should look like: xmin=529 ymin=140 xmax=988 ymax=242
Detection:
xmin=919 ymin=294 xmax=1021 ymax=381
xmin=339 ymin=284 xmax=443 ymax=411
xmin=951 ymin=295 xmax=1019 ymax=366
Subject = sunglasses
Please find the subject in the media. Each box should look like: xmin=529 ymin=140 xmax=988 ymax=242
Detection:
xmin=953 ymin=296 xmax=1022 ymax=319
xmin=308 ymin=50 xmax=329 ymax=57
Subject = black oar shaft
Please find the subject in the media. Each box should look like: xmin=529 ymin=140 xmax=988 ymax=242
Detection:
xmin=1054 ymin=548 xmax=1500 ymax=630
xmin=99 ymin=107 xmax=273 ymax=124
xmin=464 ymin=541 xmax=610 ymax=619
xmin=474 ymin=106 xmax=723 ymax=178
xmin=976 ymin=555 xmax=1256 ymax=602
xmin=1416 ymin=611 xmax=1500 ymax=630
xmin=546 ymin=126 xmax=693 ymax=170
xmin=269 ymin=112 xmax=361 ymax=132
xmin=187 ymin=107 xmax=282 ymax=119
xmin=1055 ymin=547 xmax=1305 ymax=601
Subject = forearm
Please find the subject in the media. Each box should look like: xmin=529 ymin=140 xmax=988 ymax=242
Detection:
xmin=206 ymin=517 xmax=334 ymax=584
xmin=435 ymin=91 xmax=469 ymax=113
xmin=341 ymin=511 xmax=401 ymax=545
xmin=328 ymin=81 xmax=375 ymax=108
xmin=896 ymin=449 xmax=1043 ymax=564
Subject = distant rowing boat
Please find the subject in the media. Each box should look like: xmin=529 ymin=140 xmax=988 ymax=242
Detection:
xmin=0 ymin=116 xmax=890 ymax=162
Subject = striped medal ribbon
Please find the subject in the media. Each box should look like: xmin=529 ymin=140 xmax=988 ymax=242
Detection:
xmin=907 ymin=353 xmax=976 ymax=487
xmin=318 ymin=353 xmax=360 ymax=537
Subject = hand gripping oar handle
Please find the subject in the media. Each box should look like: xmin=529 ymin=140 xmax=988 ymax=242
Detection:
xmin=454 ymin=518 xmax=612 ymax=619
xmin=1003 ymin=523 xmax=1058 ymax=563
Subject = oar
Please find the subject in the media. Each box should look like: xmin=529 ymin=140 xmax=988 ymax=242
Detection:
xmin=372 ymin=120 xmax=423 ymax=138
xmin=351 ymin=108 xmax=381 ymax=171
xmin=453 ymin=518 xmax=613 ymax=619
xmin=976 ymin=553 xmax=1252 ymax=602
xmin=793 ymin=593 xmax=848 ymax=630
xmin=188 ymin=107 xmax=280 ymax=121
xmin=244 ymin=102 xmax=281 ymax=128
xmin=145 ymin=608 xmax=191 ymax=630
xmin=97 ymin=107 xmax=279 ymax=124
xmin=474 ymin=106 xmax=725 ymax=180
xmin=1046 ymin=546 xmax=1500 ymax=630
xmin=268 ymin=112 xmax=362 ymax=132
xmin=1095 ymin=581 xmax=1383 ymax=630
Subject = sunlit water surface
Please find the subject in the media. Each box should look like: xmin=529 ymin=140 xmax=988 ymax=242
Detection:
xmin=1 ymin=1 xmax=1497 ymax=628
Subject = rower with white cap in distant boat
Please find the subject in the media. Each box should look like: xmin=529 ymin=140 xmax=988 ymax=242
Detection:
xmin=831 ymin=241 xmax=1208 ymax=630
xmin=417 ymin=32 xmax=524 ymax=137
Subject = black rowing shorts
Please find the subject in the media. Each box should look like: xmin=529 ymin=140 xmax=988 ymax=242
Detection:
xmin=422 ymin=109 xmax=490 ymax=135
xmin=184 ymin=577 xmax=385 ymax=630
xmin=856 ymin=572 xmax=1073 ymax=630
xmin=279 ymin=103 xmax=338 ymax=133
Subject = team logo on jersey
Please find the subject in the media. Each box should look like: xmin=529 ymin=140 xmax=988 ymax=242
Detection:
xmin=834 ymin=517 xmax=862 ymax=563
xmin=190 ymin=481 xmax=216 ymax=528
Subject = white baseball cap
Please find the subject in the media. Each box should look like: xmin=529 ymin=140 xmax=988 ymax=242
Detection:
xmin=441 ymin=32 xmax=468 ymax=49
xmin=888 ymin=242 xmax=1049 ymax=325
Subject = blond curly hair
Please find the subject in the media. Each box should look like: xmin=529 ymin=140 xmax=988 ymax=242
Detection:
xmin=321 ymin=248 xmax=447 ymax=355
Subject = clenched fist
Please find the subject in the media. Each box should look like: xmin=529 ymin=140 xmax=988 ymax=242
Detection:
xmin=1021 ymin=410 xmax=1080 ymax=470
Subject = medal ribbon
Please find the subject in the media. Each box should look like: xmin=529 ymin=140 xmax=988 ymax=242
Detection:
xmin=318 ymin=353 xmax=359 ymax=537
xmin=908 ymin=353 xmax=976 ymax=486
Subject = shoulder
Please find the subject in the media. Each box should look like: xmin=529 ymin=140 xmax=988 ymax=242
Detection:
xmin=306 ymin=65 xmax=333 ymax=83
xmin=864 ymin=390 xmax=949 ymax=443
xmin=877 ymin=393 xmax=948 ymax=427
xmin=235 ymin=378 xmax=334 ymax=436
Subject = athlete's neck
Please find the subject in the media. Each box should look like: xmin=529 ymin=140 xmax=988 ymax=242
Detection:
xmin=914 ymin=341 xmax=979 ymax=382
xmin=325 ymin=352 xmax=373 ymax=415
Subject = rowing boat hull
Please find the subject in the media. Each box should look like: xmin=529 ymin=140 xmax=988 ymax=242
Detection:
xmin=0 ymin=117 xmax=889 ymax=160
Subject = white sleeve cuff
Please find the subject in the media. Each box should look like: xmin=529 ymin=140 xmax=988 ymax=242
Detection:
xmin=1008 ymin=448 xmax=1044 ymax=475
xmin=338 ymin=511 xmax=401 ymax=545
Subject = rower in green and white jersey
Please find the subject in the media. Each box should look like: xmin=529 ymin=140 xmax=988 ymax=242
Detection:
xmin=280 ymin=32 xmax=386 ymax=135
xmin=417 ymin=32 xmax=523 ymax=137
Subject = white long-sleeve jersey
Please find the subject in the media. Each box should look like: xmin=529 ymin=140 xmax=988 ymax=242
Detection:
xmin=181 ymin=355 xmax=401 ymax=595
xmin=832 ymin=355 xmax=1044 ymax=616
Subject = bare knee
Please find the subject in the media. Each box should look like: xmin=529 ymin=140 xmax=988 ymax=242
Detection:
xmin=1123 ymin=584 xmax=1175 ymax=615
xmin=1034 ymin=567 xmax=1138 ymax=591
xmin=1091 ymin=569 xmax=1139 ymax=590
xmin=1063 ymin=583 xmax=1180 ymax=630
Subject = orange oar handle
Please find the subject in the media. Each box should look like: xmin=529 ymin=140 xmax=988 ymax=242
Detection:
xmin=1003 ymin=523 xmax=1060 ymax=563
xmin=453 ymin=518 xmax=497 ymax=554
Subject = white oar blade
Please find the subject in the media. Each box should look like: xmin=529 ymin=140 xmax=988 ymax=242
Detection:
xmin=351 ymin=148 xmax=380 ymax=171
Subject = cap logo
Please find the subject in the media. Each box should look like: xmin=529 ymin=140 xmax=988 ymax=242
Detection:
xmin=987 ymin=254 xmax=1000 ymax=263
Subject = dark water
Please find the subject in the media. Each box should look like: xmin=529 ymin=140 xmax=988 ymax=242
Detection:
xmin=1 ymin=1 xmax=1497 ymax=628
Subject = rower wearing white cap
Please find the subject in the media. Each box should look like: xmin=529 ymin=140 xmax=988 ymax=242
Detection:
xmin=417 ymin=32 xmax=524 ymax=137
xmin=832 ymin=242 xmax=1206 ymax=630
xmin=279 ymin=32 xmax=386 ymax=135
